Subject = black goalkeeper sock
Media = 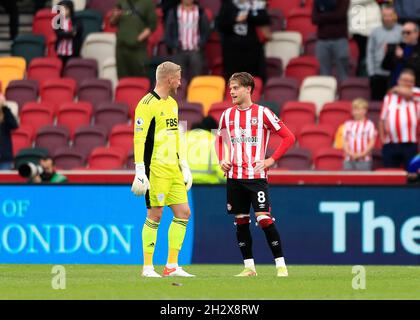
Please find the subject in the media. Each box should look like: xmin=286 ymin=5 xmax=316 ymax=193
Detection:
xmin=236 ymin=223 xmax=253 ymax=260
xmin=262 ymin=224 xmax=284 ymax=259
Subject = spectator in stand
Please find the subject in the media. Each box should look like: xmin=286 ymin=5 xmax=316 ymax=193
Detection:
xmin=164 ymin=0 xmax=210 ymax=81
xmin=110 ymin=0 xmax=157 ymax=78
xmin=312 ymin=0 xmax=350 ymax=81
xmin=342 ymin=98 xmax=377 ymax=171
xmin=382 ymin=21 xmax=420 ymax=87
xmin=216 ymin=0 xmax=270 ymax=83
xmin=0 ymin=0 xmax=19 ymax=40
xmin=367 ymin=4 xmax=402 ymax=101
xmin=394 ymin=0 xmax=420 ymax=25
xmin=0 ymin=93 xmax=19 ymax=170
xmin=30 ymin=157 xmax=68 ymax=183
xmin=379 ymin=69 xmax=420 ymax=169
xmin=54 ymin=0 xmax=84 ymax=66
xmin=348 ymin=0 xmax=381 ymax=76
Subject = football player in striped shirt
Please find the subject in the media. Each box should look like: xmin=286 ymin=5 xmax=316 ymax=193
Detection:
xmin=216 ymin=72 xmax=295 ymax=277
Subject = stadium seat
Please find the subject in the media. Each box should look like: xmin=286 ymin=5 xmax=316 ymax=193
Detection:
xmin=53 ymin=146 xmax=86 ymax=170
xmin=299 ymin=76 xmax=337 ymax=115
xmin=368 ymin=101 xmax=382 ymax=125
xmin=266 ymin=57 xmax=283 ymax=80
xmin=52 ymin=0 xmax=87 ymax=11
xmin=94 ymin=101 xmax=129 ymax=132
xmin=268 ymin=0 xmax=302 ymax=16
xmin=88 ymin=146 xmax=126 ymax=170
xmin=280 ymin=101 xmax=316 ymax=135
xmin=99 ymin=56 xmax=118 ymax=89
xmin=35 ymin=125 xmax=70 ymax=155
xmin=40 ymin=78 xmax=77 ymax=114
xmin=63 ymin=58 xmax=98 ymax=86
xmin=265 ymin=31 xmax=302 ymax=67
xmin=209 ymin=56 xmax=223 ymax=76
xmin=319 ymin=101 xmax=352 ymax=132
xmin=14 ymin=147 xmax=49 ymax=170
xmin=224 ymin=76 xmax=263 ymax=102
xmin=115 ymin=77 xmax=151 ymax=118
xmin=187 ymin=76 xmax=226 ymax=115
xmin=88 ymin=0 xmax=117 ymax=16
xmin=73 ymin=125 xmax=108 ymax=157
xmin=208 ymin=101 xmax=230 ymax=124
xmin=339 ymin=77 xmax=371 ymax=101
xmin=263 ymin=77 xmax=299 ymax=113
xmin=267 ymin=8 xmax=285 ymax=31
xmin=276 ymin=147 xmax=312 ymax=170
xmin=200 ymin=0 xmax=221 ymax=16
xmin=204 ymin=32 xmax=222 ymax=71
xmin=28 ymin=57 xmax=62 ymax=84
xmin=11 ymin=124 xmax=35 ymax=157
xmin=348 ymin=38 xmax=360 ymax=65
xmin=109 ymin=124 xmax=134 ymax=155
xmin=0 ymin=57 xmax=26 ymax=94
xmin=20 ymin=102 xmax=55 ymax=134
xmin=11 ymin=34 xmax=46 ymax=66
xmin=46 ymin=34 xmax=58 ymax=58
xmin=303 ymin=34 xmax=317 ymax=56
xmin=179 ymin=102 xmax=204 ymax=130
xmin=297 ymin=124 xmax=335 ymax=156
xmin=285 ymin=56 xmax=320 ymax=86
xmin=285 ymin=7 xmax=317 ymax=42
xmin=74 ymin=9 xmax=103 ymax=42
xmin=32 ymin=8 xmax=55 ymax=40
xmin=57 ymin=102 xmax=93 ymax=139
xmin=77 ymin=79 xmax=113 ymax=111
xmin=81 ymin=32 xmax=116 ymax=70
xmin=103 ymin=9 xmax=118 ymax=33
xmin=5 ymin=80 xmax=38 ymax=111
xmin=313 ymin=147 xmax=344 ymax=170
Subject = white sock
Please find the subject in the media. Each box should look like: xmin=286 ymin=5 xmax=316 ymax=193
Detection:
xmin=143 ymin=265 xmax=154 ymax=270
xmin=166 ymin=263 xmax=178 ymax=269
xmin=244 ymin=259 xmax=255 ymax=271
xmin=275 ymin=257 xmax=286 ymax=268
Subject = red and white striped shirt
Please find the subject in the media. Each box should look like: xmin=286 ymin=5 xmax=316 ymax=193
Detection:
xmin=413 ymin=87 xmax=420 ymax=102
xmin=216 ymin=104 xmax=293 ymax=180
xmin=343 ymin=119 xmax=377 ymax=161
xmin=57 ymin=18 xmax=73 ymax=57
xmin=380 ymin=93 xmax=420 ymax=144
xmin=177 ymin=5 xmax=200 ymax=51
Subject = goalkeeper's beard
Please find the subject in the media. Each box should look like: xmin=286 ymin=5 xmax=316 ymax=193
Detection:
xmin=169 ymin=87 xmax=178 ymax=97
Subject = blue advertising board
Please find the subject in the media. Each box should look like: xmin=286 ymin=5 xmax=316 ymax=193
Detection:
xmin=0 ymin=185 xmax=194 ymax=265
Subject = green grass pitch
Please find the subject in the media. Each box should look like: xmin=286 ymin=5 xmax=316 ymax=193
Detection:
xmin=0 ymin=264 xmax=419 ymax=300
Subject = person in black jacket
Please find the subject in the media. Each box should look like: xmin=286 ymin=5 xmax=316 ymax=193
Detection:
xmin=382 ymin=21 xmax=420 ymax=87
xmin=164 ymin=0 xmax=210 ymax=81
xmin=0 ymin=93 xmax=18 ymax=170
xmin=216 ymin=0 xmax=270 ymax=83
xmin=54 ymin=0 xmax=83 ymax=66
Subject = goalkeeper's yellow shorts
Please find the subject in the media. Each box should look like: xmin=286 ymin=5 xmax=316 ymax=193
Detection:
xmin=146 ymin=170 xmax=188 ymax=208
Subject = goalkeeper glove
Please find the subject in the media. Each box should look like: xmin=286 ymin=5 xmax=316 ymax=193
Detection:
xmin=179 ymin=160 xmax=193 ymax=191
xmin=131 ymin=163 xmax=150 ymax=196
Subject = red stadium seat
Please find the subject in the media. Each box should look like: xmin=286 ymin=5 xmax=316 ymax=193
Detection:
xmin=87 ymin=0 xmax=117 ymax=16
xmin=266 ymin=57 xmax=283 ymax=80
xmin=263 ymin=77 xmax=299 ymax=113
xmin=268 ymin=0 xmax=302 ymax=17
xmin=285 ymin=7 xmax=317 ymax=42
xmin=204 ymin=32 xmax=222 ymax=70
xmin=53 ymin=146 xmax=86 ymax=170
xmin=280 ymin=101 xmax=316 ymax=135
xmin=179 ymin=102 xmax=204 ymax=130
xmin=28 ymin=57 xmax=62 ymax=84
xmin=339 ymin=77 xmax=371 ymax=101
xmin=11 ymin=124 xmax=35 ymax=156
xmin=73 ymin=125 xmax=108 ymax=157
xmin=314 ymin=147 xmax=344 ymax=170
xmin=200 ymin=0 xmax=221 ymax=17
xmin=210 ymin=56 xmax=223 ymax=76
xmin=57 ymin=102 xmax=93 ymax=139
xmin=5 ymin=79 xmax=38 ymax=111
xmin=88 ymin=146 xmax=126 ymax=170
xmin=267 ymin=8 xmax=285 ymax=31
xmin=208 ymin=101 xmax=230 ymax=123
xmin=32 ymin=8 xmax=56 ymax=40
xmin=297 ymin=124 xmax=335 ymax=156
xmin=276 ymin=147 xmax=312 ymax=170
xmin=103 ymin=9 xmax=118 ymax=33
xmin=94 ymin=101 xmax=129 ymax=132
xmin=319 ymin=101 xmax=352 ymax=132
xmin=303 ymin=34 xmax=317 ymax=56
xmin=115 ymin=77 xmax=151 ymax=118
xmin=35 ymin=125 xmax=70 ymax=155
xmin=40 ymin=78 xmax=77 ymax=114
xmin=46 ymin=34 xmax=57 ymax=57
xmin=20 ymin=102 xmax=55 ymax=134
xmin=77 ymin=79 xmax=113 ymax=111
xmin=285 ymin=56 xmax=320 ymax=86
xmin=63 ymin=58 xmax=98 ymax=86
xmin=109 ymin=124 xmax=134 ymax=155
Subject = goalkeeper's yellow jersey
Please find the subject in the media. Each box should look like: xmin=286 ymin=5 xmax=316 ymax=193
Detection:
xmin=133 ymin=91 xmax=185 ymax=178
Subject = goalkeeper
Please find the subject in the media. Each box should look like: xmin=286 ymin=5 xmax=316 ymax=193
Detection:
xmin=131 ymin=61 xmax=194 ymax=278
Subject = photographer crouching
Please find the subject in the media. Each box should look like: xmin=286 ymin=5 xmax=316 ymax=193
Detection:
xmin=19 ymin=157 xmax=68 ymax=183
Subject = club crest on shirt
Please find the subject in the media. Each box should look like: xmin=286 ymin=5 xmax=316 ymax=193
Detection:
xmin=273 ymin=115 xmax=281 ymax=123
xmin=135 ymin=117 xmax=144 ymax=126
xmin=157 ymin=194 xmax=165 ymax=202
xmin=251 ymin=117 xmax=258 ymax=126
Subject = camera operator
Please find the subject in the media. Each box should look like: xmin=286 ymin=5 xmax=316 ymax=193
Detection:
xmin=28 ymin=157 xmax=68 ymax=183
xmin=0 ymin=93 xmax=18 ymax=170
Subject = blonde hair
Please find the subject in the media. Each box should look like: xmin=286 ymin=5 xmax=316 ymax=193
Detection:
xmin=156 ymin=61 xmax=181 ymax=82
xmin=352 ymin=98 xmax=369 ymax=110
